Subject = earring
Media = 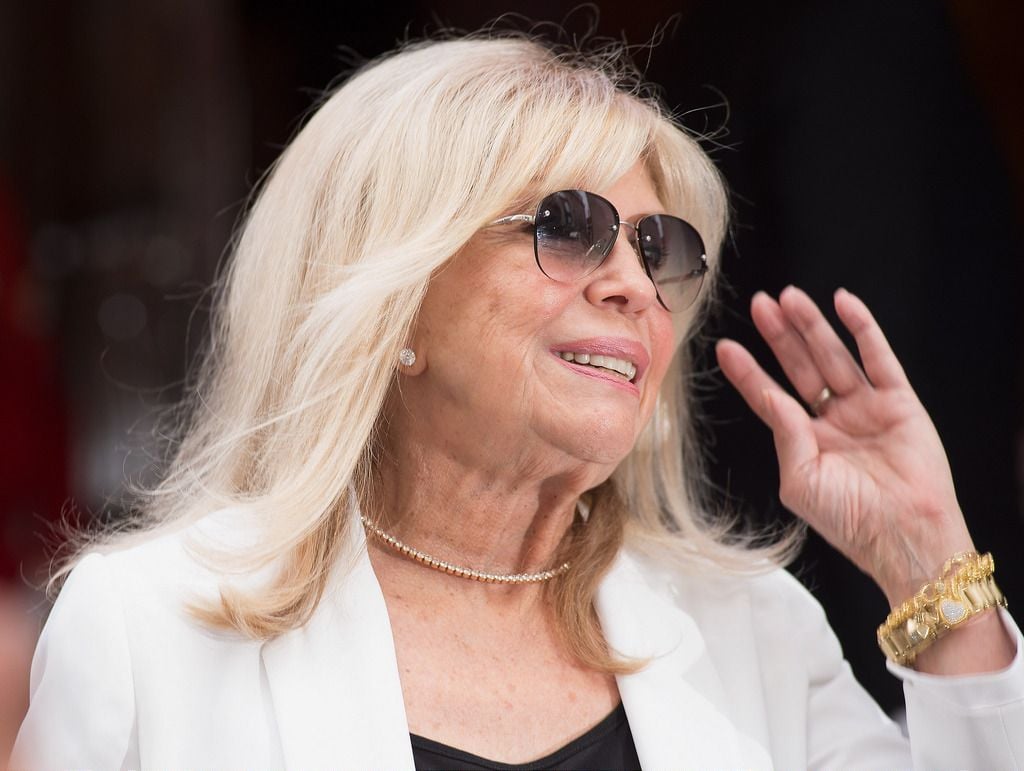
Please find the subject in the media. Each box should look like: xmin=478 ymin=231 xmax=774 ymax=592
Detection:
xmin=575 ymin=498 xmax=591 ymax=523
xmin=398 ymin=348 xmax=416 ymax=367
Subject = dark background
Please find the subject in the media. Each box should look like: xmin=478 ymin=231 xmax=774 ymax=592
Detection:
xmin=2 ymin=0 xmax=1022 ymax=736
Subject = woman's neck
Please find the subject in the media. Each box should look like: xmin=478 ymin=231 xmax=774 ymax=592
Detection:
xmin=367 ymin=434 xmax=603 ymax=586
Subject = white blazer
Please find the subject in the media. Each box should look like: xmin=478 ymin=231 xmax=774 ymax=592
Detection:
xmin=12 ymin=514 xmax=1024 ymax=770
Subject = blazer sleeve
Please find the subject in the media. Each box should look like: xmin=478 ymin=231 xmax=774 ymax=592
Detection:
xmin=889 ymin=609 xmax=1024 ymax=768
xmin=789 ymin=570 xmax=1024 ymax=769
xmin=10 ymin=553 xmax=139 ymax=770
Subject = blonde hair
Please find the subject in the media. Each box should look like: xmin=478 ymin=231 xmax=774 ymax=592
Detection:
xmin=59 ymin=35 xmax=796 ymax=671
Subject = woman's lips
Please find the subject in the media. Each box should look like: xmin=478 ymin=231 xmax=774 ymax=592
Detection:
xmin=550 ymin=337 xmax=650 ymax=383
xmin=549 ymin=336 xmax=650 ymax=396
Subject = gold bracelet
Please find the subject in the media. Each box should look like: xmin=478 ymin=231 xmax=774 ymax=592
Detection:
xmin=877 ymin=551 xmax=1007 ymax=666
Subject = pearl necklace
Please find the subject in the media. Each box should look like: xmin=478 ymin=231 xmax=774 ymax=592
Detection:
xmin=360 ymin=515 xmax=571 ymax=584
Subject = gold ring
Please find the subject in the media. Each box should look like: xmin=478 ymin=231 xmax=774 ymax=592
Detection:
xmin=811 ymin=387 xmax=833 ymax=416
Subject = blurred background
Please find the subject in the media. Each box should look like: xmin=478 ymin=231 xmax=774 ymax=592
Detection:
xmin=1 ymin=0 xmax=1022 ymax=758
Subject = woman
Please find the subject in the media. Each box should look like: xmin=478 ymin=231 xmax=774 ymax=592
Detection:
xmin=12 ymin=35 xmax=1023 ymax=769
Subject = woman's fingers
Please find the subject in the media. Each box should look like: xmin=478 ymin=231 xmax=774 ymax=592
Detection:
xmin=750 ymin=292 xmax=829 ymax=406
xmin=776 ymin=286 xmax=868 ymax=397
xmin=715 ymin=338 xmax=780 ymax=425
xmin=729 ymin=286 xmax=907 ymax=424
xmin=833 ymin=288 xmax=910 ymax=389
xmin=715 ymin=338 xmax=809 ymax=430
xmin=716 ymin=338 xmax=819 ymax=480
xmin=762 ymin=388 xmax=819 ymax=492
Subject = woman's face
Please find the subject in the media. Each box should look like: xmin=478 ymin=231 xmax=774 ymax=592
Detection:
xmin=402 ymin=164 xmax=682 ymax=477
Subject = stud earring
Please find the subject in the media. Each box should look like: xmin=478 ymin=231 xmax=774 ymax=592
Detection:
xmin=398 ymin=348 xmax=416 ymax=367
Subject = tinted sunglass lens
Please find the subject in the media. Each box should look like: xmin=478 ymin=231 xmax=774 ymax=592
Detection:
xmin=534 ymin=191 xmax=617 ymax=282
xmin=636 ymin=215 xmax=707 ymax=312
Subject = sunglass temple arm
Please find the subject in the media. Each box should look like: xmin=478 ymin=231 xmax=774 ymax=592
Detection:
xmin=488 ymin=214 xmax=535 ymax=226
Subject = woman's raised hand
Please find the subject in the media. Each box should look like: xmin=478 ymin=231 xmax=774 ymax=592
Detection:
xmin=715 ymin=286 xmax=975 ymax=605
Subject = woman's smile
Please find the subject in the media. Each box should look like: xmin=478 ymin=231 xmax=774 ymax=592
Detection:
xmin=550 ymin=336 xmax=650 ymax=396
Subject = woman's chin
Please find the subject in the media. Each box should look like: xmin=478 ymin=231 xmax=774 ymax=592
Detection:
xmin=540 ymin=420 xmax=640 ymax=469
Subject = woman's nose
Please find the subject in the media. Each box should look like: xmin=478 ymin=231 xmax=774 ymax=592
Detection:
xmin=582 ymin=225 xmax=659 ymax=312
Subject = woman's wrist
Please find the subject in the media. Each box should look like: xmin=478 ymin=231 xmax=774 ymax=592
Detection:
xmin=912 ymin=608 xmax=1015 ymax=676
xmin=877 ymin=551 xmax=1011 ymax=670
xmin=869 ymin=507 xmax=976 ymax=607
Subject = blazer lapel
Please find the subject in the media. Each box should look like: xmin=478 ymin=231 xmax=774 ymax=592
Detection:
xmin=260 ymin=536 xmax=772 ymax=769
xmin=261 ymin=534 xmax=414 ymax=770
xmin=596 ymin=552 xmax=773 ymax=770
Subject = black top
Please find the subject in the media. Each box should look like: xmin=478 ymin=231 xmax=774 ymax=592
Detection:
xmin=410 ymin=702 xmax=641 ymax=770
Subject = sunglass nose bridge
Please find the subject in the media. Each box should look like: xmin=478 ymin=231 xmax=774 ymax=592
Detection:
xmin=615 ymin=220 xmax=646 ymax=265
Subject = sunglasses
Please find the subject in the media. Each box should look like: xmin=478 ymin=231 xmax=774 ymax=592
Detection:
xmin=488 ymin=189 xmax=708 ymax=312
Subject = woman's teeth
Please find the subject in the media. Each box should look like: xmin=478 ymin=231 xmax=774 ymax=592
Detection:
xmin=558 ymin=351 xmax=637 ymax=381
